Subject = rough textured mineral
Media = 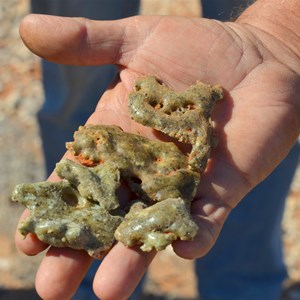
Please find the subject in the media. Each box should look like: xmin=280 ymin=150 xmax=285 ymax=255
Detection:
xmin=129 ymin=76 xmax=223 ymax=172
xmin=12 ymin=174 xmax=123 ymax=258
xmin=66 ymin=125 xmax=200 ymax=204
xmin=12 ymin=76 xmax=223 ymax=258
xmin=115 ymin=198 xmax=199 ymax=252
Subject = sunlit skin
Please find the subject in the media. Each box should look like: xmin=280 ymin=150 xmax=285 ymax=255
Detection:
xmin=15 ymin=1 xmax=300 ymax=299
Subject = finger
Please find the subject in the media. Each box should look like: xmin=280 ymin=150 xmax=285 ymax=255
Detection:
xmin=19 ymin=14 xmax=152 ymax=66
xmin=35 ymin=247 xmax=93 ymax=300
xmin=172 ymin=198 xmax=231 ymax=259
xmin=15 ymin=209 xmax=49 ymax=255
xmin=93 ymin=242 xmax=155 ymax=300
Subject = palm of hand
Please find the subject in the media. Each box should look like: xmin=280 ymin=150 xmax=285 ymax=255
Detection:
xmin=17 ymin=15 xmax=300 ymax=299
xmin=91 ymin=16 xmax=299 ymax=256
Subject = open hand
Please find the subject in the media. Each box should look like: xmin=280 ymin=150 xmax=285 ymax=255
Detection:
xmin=16 ymin=11 xmax=300 ymax=299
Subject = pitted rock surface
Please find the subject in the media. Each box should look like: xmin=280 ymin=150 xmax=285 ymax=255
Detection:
xmin=12 ymin=76 xmax=223 ymax=257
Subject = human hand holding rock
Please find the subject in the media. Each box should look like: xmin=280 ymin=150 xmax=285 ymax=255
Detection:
xmin=15 ymin=1 xmax=300 ymax=298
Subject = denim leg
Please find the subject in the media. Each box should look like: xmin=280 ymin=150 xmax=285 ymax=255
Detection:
xmin=200 ymin=3 xmax=299 ymax=299
xmin=201 ymin=0 xmax=255 ymax=20
xmin=72 ymin=259 xmax=144 ymax=300
xmin=31 ymin=0 xmax=140 ymax=20
xmin=196 ymin=142 xmax=300 ymax=300
xmin=72 ymin=260 xmax=101 ymax=300
xmin=31 ymin=0 xmax=141 ymax=174
xmin=37 ymin=62 xmax=119 ymax=174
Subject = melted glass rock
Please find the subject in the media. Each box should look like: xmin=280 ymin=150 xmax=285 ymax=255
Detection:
xmin=12 ymin=76 xmax=223 ymax=258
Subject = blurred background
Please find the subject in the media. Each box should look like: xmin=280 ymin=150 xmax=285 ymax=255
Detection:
xmin=0 ymin=0 xmax=299 ymax=299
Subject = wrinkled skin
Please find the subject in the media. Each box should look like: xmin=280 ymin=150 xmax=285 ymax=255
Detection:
xmin=15 ymin=9 xmax=300 ymax=300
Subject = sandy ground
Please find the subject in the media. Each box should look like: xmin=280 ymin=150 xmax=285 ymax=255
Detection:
xmin=0 ymin=1 xmax=300 ymax=299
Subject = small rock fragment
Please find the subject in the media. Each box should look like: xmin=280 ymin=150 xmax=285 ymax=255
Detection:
xmin=115 ymin=198 xmax=198 ymax=252
xmin=12 ymin=76 xmax=222 ymax=256
xmin=129 ymin=76 xmax=223 ymax=171
xmin=12 ymin=178 xmax=123 ymax=258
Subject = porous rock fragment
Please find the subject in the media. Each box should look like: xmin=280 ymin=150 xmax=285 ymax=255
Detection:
xmin=12 ymin=76 xmax=223 ymax=256
xmin=129 ymin=76 xmax=223 ymax=172
xmin=65 ymin=124 xmax=201 ymax=252
xmin=12 ymin=168 xmax=123 ymax=258
xmin=56 ymin=157 xmax=121 ymax=211
xmin=66 ymin=125 xmax=200 ymax=204
xmin=115 ymin=198 xmax=198 ymax=252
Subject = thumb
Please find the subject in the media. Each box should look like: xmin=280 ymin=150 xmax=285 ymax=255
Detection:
xmin=19 ymin=14 xmax=148 ymax=66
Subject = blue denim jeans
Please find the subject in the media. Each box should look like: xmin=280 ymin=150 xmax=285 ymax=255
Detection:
xmin=202 ymin=0 xmax=255 ymax=21
xmin=31 ymin=0 xmax=140 ymax=175
xmin=31 ymin=1 xmax=300 ymax=299
xmin=196 ymin=142 xmax=300 ymax=300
